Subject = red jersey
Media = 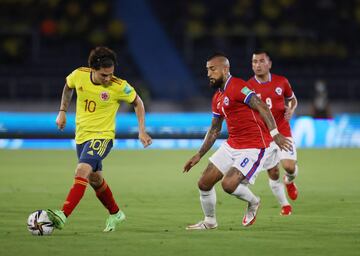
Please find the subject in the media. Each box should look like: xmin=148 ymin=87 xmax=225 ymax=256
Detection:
xmin=212 ymin=76 xmax=272 ymax=149
xmin=247 ymin=73 xmax=294 ymax=137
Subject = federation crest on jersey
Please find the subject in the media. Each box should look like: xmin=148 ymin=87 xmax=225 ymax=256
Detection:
xmin=241 ymin=86 xmax=252 ymax=96
xmin=223 ymin=96 xmax=229 ymax=106
xmin=124 ymin=83 xmax=132 ymax=95
xmin=275 ymin=87 xmax=282 ymax=95
xmin=100 ymin=91 xmax=110 ymax=101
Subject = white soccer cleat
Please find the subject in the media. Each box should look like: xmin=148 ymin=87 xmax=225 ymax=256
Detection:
xmin=242 ymin=197 xmax=261 ymax=227
xmin=186 ymin=221 xmax=218 ymax=230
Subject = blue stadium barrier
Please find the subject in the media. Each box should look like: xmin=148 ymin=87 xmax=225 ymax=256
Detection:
xmin=0 ymin=138 xmax=224 ymax=150
xmin=0 ymin=112 xmax=210 ymax=137
xmin=0 ymin=112 xmax=359 ymax=149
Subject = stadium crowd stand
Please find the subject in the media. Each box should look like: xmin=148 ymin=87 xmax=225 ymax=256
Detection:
xmin=0 ymin=0 xmax=359 ymax=112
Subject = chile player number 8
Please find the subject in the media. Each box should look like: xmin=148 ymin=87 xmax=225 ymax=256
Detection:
xmin=240 ymin=157 xmax=249 ymax=167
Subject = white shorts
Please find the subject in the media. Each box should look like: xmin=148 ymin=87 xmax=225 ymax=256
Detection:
xmin=273 ymin=137 xmax=297 ymax=161
xmin=209 ymin=142 xmax=279 ymax=184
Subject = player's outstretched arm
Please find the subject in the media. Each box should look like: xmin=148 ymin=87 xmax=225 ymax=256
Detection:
xmin=131 ymin=95 xmax=152 ymax=148
xmin=183 ymin=116 xmax=223 ymax=172
xmin=248 ymin=94 xmax=292 ymax=152
xmin=56 ymin=83 xmax=73 ymax=131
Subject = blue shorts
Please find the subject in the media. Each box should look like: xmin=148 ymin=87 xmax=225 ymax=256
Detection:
xmin=76 ymin=139 xmax=113 ymax=171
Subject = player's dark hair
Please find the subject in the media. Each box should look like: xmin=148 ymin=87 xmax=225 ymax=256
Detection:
xmin=253 ymin=49 xmax=271 ymax=60
xmin=207 ymin=52 xmax=228 ymax=62
xmin=88 ymin=46 xmax=118 ymax=70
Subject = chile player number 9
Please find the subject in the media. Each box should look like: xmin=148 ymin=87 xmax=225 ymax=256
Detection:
xmin=265 ymin=97 xmax=272 ymax=109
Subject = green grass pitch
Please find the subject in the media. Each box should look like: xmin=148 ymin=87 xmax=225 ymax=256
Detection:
xmin=0 ymin=149 xmax=359 ymax=256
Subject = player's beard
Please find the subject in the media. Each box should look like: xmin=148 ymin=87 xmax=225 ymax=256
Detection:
xmin=209 ymin=77 xmax=223 ymax=90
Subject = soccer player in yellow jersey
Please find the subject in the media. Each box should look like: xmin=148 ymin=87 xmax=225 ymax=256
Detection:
xmin=47 ymin=46 xmax=152 ymax=232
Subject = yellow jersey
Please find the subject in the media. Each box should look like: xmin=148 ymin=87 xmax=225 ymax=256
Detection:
xmin=66 ymin=67 xmax=137 ymax=144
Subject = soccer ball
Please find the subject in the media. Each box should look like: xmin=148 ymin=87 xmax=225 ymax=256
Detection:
xmin=27 ymin=210 xmax=54 ymax=236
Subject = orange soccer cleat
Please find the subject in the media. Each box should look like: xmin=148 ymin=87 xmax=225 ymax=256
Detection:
xmin=285 ymin=181 xmax=298 ymax=200
xmin=284 ymin=176 xmax=298 ymax=200
xmin=280 ymin=205 xmax=292 ymax=216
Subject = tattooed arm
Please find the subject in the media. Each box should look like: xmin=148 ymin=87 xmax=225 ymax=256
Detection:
xmin=249 ymin=94 xmax=292 ymax=151
xmin=249 ymin=94 xmax=277 ymax=131
xmin=183 ymin=116 xmax=224 ymax=172
xmin=56 ymin=83 xmax=74 ymax=130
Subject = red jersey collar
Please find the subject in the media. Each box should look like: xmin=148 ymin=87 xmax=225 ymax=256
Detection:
xmin=219 ymin=75 xmax=232 ymax=92
xmin=254 ymin=73 xmax=272 ymax=84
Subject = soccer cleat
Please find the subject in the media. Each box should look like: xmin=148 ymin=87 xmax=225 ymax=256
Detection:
xmin=242 ymin=197 xmax=261 ymax=227
xmin=103 ymin=210 xmax=126 ymax=232
xmin=284 ymin=178 xmax=298 ymax=200
xmin=280 ymin=205 xmax=292 ymax=216
xmin=46 ymin=209 xmax=66 ymax=230
xmin=186 ymin=221 xmax=218 ymax=230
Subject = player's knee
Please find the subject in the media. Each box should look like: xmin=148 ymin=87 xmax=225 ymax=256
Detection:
xmin=221 ymin=179 xmax=237 ymax=194
xmin=89 ymin=180 xmax=101 ymax=189
xmin=197 ymin=180 xmax=213 ymax=191
xmin=282 ymin=163 xmax=296 ymax=174
xmin=75 ymin=163 xmax=92 ymax=179
xmin=89 ymin=173 xmax=103 ymax=188
xmin=267 ymin=166 xmax=280 ymax=180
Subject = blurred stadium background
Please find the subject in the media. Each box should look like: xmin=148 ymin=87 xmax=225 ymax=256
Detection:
xmin=0 ymin=0 xmax=359 ymax=146
xmin=1 ymin=2 xmax=360 ymax=255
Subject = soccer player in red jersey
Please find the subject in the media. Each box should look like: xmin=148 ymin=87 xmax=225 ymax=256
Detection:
xmin=183 ymin=53 xmax=292 ymax=230
xmin=248 ymin=50 xmax=299 ymax=216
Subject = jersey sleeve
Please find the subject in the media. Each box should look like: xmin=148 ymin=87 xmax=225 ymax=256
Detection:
xmin=66 ymin=70 xmax=77 ymax=89
xmin=283 ymin=78 xmax=295 ymax=99
xmin=211 ymin=93 xmax=222 ymax=118
xmin=234 ymin=81 xmax=256 ymax=106
xmin=118 ymin=81 xmax=137 ymax=103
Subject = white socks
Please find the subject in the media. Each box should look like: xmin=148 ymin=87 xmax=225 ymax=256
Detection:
xmin=269 ymin=178 xmax=289 ymax=206
xmin=231 ymin=183 xmax=259 ymax=205
xmin=284 ymin=165 xmax=298 ymax=183
xmin=199 ymin=188 xmax=217 ymax=224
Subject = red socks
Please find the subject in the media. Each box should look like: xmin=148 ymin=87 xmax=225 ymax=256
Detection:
xmin=61 ymin=177 xmax=119 ymax=217
xmin=62 ymin=177 xmax=88 ymax=217
xmin=95 ymin=179 xmax=119 ymax=214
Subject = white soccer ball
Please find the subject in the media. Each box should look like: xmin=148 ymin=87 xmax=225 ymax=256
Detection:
xmin=27 ymin=210 xmax=54 ymax=236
